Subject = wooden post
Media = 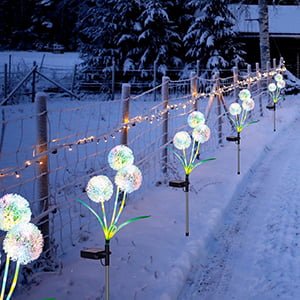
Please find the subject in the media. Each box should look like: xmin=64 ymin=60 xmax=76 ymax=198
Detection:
xmin=162 ymin=76 xmax=169 ymax=174
xmin=71 ymin=64 xmax=77 ymax=93
xmin=36 ymin=92 xmax=50 ymax=251
xmin=190 ymin=71 xmax=198 ymax=111
xmin=121 ymin=83 xmax=130 ymax=145
xmin=4 ymin=64 xmax=8 ymax=99
xmin=215 ymin=72 xmax=222 ymax=145
xmin=32 ymin=61 xmax=37 ymax=103
xmin=279 ymin=57 xmax=285 ymax=69
xmin=111 ymin=59 xmax=115 ymax=100
xmin=233 ymin=66 xmax=238 ymax=102
xmin=256 ymin=62 xmax=263 ymax=116
xmin=247 ymin=64 xmax=252 ymax=118
xmin=266 ymin=61 xmax=271 ymax=83
xmin=153 ymin=60 xmax=157 ymax=102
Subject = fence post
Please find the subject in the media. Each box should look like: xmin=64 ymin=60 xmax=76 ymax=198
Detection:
xmin=71 ymin=64 xmax=77 ymax=93
xmin=266 ymin=61 xmax=271 ymax=83
xmin=111 ymin=59 xmax=115 ymax=100
xmin=153 ymin=60 xmax=157 ymax=102
xmin=273 ymin=58 xmax=277 ymax=71
xmin=190 ymin=71 xmax=198 ymax=111
xmin=36 ymin=92 xmax=50 ymax=252
xmin=247 ymin=64 xmax=252 ymax=118
xmin=215 ymin=72 xmax=222 ymax=145
xmin=233 ymin=66 xmax=238 ymax=102
xmin=4 ymin=64 xmax=8 ymax=99
xmin=121 ymin=83 xmax=130 ymax=145
xmin=162 ymin=76 xmax=169 ymax=174
xmin=8 ymin=54 xmax=11 ymax=92
xmin=256 ymin=62 xmax=263 ymax=117
xmin=32 ymin=61 xmax=37 ymax=103
xmin=196 ymin=60 xmax=200 ymax=77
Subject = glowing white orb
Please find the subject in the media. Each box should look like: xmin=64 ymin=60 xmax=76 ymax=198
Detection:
xmin=238 ymin=89 xmax=251 ymax=101
xmin=274 ymin=74 xmax=283 ymax=82
xmin=192 ymin=124 xmax=211 ymax=144
xmin=242 ymin=98 xmax=255 ymax=112
xmin=3 ymin=223 xmax=43 ymax=265
xmin=187 ymin=111 xmax=205 ymax=128
xmin=86 ymin=175 xmax=113 ymax=203
xmin=115 ymin=165 xmax=142 ymax=194
xmin=173 ymin=131 xmax=191 ymax=150
xmin=268 ymin=83 xmax=277 ymax=92
xmin=277 ymin=80 xmax=286 ymax=89
xmin=229 ymin=103 xmax=242 ymax=116
xmin=0 ymin=194 xmax=32 ymax=232
xmin=108 ymin=145 xmax=134 ymax=171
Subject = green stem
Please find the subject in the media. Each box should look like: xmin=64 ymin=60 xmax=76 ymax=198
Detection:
xmin=110 ymin=186 xmax=120 ymax=227
xmin=114 ymin=192 xmax=127 ymax=225
xmin=192 ymin=142 xmax=201 ymax=164
xmin=101 ymin=202 xmax=107 ymax=229
xmin=182 ymin=148 xmax=187 ymax=166
xmin=189 ymin=139 xmax=195 ymax=165
xmin=0 ymin=256 xmax=10 ymax=300
xmin=6 ymin=261 xmax=20 ymax=300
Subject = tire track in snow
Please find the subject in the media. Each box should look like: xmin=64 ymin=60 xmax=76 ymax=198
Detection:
xmin=179 ymin=116 xmax=300 ymax=300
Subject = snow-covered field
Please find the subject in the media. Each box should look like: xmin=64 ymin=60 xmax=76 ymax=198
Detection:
xmin=10 ymin=94 xmax=300 ymax=300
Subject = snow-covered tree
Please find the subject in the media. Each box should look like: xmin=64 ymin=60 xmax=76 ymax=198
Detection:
xmin=137 ymin=0 xmax=182 ymax=74
xmin=258 ymin=0 xmax=270 ymax=69
xmin=184 ymin=0 xmax=245 ymax=77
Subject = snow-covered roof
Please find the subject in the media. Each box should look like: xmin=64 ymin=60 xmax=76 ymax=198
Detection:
xmin=230 ymin=5 xmax=300 ymax=37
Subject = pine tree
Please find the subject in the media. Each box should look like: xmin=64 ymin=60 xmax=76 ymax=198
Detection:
xmin=184 ymin=0 xmax=245 ymax=77
xmin=138 ymin=0 xmax=182 ymax=73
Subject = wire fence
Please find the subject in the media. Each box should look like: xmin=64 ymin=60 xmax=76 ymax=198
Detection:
xmin=0 ymin=57 xmax=285 ymax=278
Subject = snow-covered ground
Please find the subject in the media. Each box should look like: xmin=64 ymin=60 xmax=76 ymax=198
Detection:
xmin=10 ymin=94 xmax=300 ymax=300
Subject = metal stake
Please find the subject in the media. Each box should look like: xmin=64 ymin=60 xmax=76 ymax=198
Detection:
xmin=274 ymin=103 xmax=276 ymax=132
xmin=105 ymin=240 xmax=110 ymax=300
xmin=237 ymin=132 xmax=241 ymax=175
xmin=185 ymin=174 xmax=190 ymax=236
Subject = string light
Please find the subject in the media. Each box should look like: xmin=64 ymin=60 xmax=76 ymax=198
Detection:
xmin=0 ymin=66 xmax=285 ymax=179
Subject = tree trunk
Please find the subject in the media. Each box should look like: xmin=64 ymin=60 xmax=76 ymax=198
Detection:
xmin=258 ymin=0 xmax=270 ymax=70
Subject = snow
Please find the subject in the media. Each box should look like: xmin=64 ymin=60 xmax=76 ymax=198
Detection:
xmin=231 ymin=5 xmax=300 ymax=36
xmin=0 ymin=51 xmax=82 ymax=68
xmin=10 ymin=94 xmax=300 ymax=300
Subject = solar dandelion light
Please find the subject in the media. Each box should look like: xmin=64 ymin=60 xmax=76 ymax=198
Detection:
xmin=77 ymin=145 xmax=149 ymax=300
xmin=267 ymin=73 xmax=286 ymax=131
xmin=170 ymin=111 xmax=215 ymax=236
xmin=0 ymin=194 xmax=44 ymax=300
xmin=227 ymin=89 xmax=257 ymax=175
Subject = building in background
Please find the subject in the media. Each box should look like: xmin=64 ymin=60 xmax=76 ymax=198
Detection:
xmin=230 ymin=4 xmax=300 ymax=77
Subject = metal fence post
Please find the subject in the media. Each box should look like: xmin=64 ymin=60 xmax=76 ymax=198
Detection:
xmin=256 ymin=62 xmax=263 ymax=116
xmin=121 ymin=83 xmax=130 ymax=145
xmin=162 ymin=76 xmax=169 ymax=174
xmin=196 ymin=60 xmax=200 ymax=77
xmin=8 ymin=54 xmax=11 ymax=92
xmin=111 ymin=59 xmax=115 ymax=100
xmin=4 ymin=64 xmax=8 ymax=99
xmin=32 ymin=61 xmax=37 ymax=103
xmin=71 ymin=64 xmax=77 ymax=93
xmin=273 ymin=58 xmax=277 ymax=71
xmin=153 ymin=60 xmax=157 ymax=102
xmin=36 ymin=92 xmax=50 ymax=251
xmin=233 ymin=66 xmax=238 ymax=102
xmin=190 ymin=71 xmax=198 ymax=111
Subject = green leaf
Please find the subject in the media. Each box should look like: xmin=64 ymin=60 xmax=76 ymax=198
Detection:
xmin=76 ymin=198 xmax=104 ymax=228
xmin=172 ymin=150 xmax=186 ymax=167
xmin=193 ymin=157 xmax=216 ymax=169
xmin=116 ymin=215 xmax=151 ymax=234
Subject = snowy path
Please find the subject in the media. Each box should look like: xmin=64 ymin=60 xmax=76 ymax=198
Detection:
xmin=179 ymin=115 xmax=300 ymax=300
